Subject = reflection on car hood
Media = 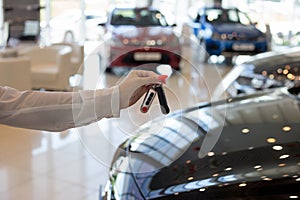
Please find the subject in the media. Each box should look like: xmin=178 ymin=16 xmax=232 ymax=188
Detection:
xmin=109 ymin=26 xmax=175 ymax=41
xmin=245 ymin=47 xmax=300 ymax=68
xmin=111 ymin=87 xmax=300 ymax=199
xmin=212 ymin=23 xmax=263 ymax=37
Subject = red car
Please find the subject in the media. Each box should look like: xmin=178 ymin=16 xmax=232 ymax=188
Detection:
xmin=104 ymin=7 xmax=182 ymax=70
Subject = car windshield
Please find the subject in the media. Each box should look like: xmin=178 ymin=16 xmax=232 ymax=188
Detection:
xmin=205 ymin=8 xmax=251 ymax=25
xmin=110 ymin=8 xmax=168 ymax=26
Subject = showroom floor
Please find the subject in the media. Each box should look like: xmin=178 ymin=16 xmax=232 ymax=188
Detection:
xmin=0 ymin=43 xmax=232 ymax=200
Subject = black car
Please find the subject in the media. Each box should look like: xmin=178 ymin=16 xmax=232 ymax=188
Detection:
xmin=222 ymin=47 xmax=300 ymax=96
xmin=102 ymin=85 xmax=300 ymax=199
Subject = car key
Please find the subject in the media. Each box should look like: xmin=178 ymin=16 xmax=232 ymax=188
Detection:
xmin=140 ymin=87 xmax=156 ymax=113
xmin=154 ymin=85 xmax=170 ymax=114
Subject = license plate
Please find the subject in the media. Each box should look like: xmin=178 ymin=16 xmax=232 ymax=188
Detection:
xmin=133 ymin=52 xmax=162 ymax=61
xmin=232 ymin=43 xmax=255 ymax=51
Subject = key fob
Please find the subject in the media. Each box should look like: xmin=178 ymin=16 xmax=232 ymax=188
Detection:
xmin=154 ymin=85 xmax=170 ymax=114
xmin=140 ymin=88 xmax=156 ymax=113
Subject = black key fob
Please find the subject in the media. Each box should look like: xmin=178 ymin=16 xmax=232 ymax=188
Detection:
xmin=154 ymin=85 xmax=170 ymax=114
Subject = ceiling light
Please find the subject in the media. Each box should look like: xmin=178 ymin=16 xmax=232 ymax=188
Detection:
xmin=208 ymin=152 xmax=215 ymax=157
xmin=287 ymin=73 xmax=295 ymax=80
xmin=279 ymin=154 xmax=290 ymax=159
xmin=225 ymin=167 xmax=232 ymax=171
xmin=278 ymin=163 xmax=286 ymax=167
xmin=239 ymin=183 xmax=247 ymax=187
xmin=263 ymin=177 xmax=272 ymax=181
xmin=267 ymin=137 xmax=276 ymax=143
xmin=262 ymin=70 xmax=268 ymax=76
xmin=241 ymin=128 xmax=250 ymax=134
xmin=272 ymin=145 xmax=283 ymax=151
xmin=282 ymin=126 xmax=291 ymax=132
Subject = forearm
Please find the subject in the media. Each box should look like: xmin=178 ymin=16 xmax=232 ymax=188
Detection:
xmin=0 ymin=86 xmax=120 ymax=131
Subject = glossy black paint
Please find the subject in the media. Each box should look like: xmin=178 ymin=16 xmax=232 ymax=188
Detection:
xmin=230 ymin=47 xmax=300 ymax=95
xmin=104 ymin=87 xmax=300 ymax=200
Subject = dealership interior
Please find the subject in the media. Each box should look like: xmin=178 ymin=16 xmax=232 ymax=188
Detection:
xmin=1 ymin=0 xmax=300 ymax=199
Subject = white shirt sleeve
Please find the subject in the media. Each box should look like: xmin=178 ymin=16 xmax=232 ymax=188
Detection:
xmin=0 ymin=86 xmax=120 ymax=132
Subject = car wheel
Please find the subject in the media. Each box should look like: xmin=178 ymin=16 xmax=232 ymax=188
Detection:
xmin=199 ymin=40 xmax=209 ymax=63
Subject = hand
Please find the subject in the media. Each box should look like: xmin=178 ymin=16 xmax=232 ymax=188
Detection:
xmin=118 ymin=70 xmax=168 ymax=109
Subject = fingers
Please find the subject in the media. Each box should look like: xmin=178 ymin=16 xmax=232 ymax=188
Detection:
xmin=135 ymin=70 xmax=157 ymax=77
xmin=133 ymin=70 xmax=168 ymax=85
xmin=118 ymin=70 xmax=168 ymax=109
xmin=158 ymin=75 xmax=168 ymax=84
xmin=128 ymin=85 xmax=149 ymax=106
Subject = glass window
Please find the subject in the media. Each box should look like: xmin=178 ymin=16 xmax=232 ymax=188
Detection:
xmin=238 ymin=11 xmax=251 ymax=25
xmin=227 ymin=10 xmax=239 ymax=23
xmin=111 ymin=8 xmax=167 ymax=26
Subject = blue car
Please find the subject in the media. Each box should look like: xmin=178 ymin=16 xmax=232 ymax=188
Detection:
xmin=191 ymin=7 xmax=268 ymax=63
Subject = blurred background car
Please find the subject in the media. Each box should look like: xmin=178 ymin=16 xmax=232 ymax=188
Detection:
xmin=102 ymin=84 xmax=300 ymax=199
xmin=290 ymin=31 xmax=300 ymax=46
xmin=222 ymin=47 xmax=300 ymax=96
xmin=42 ymin=9 xmax=107 ymax=43
xmin=189 ymin=6 xmax=268 ymax=64
xmin=103 ymin=6 xmax=182 ymax=71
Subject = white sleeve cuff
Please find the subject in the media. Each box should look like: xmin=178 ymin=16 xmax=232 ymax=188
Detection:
xmin=73 ymin=86 xmax=120 ymax=127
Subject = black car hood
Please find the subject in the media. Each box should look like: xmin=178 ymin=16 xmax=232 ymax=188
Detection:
xmin=118 ymin=88 xmax=300 ymax=199
xmin=212 ymin=23 xmax=263 ymax=38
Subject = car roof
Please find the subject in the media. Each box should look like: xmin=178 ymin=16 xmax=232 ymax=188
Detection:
xmin=118 ymin=87 xmax=300 ymax=198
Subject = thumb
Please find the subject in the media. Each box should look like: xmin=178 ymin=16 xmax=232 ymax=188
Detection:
xmin=138 ymin=74 xmax=168 ymax=86
xmin=157 ymin=75 xmax=168 ymax=84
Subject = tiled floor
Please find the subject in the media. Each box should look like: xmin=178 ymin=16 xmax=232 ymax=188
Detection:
xmin=0 ymin=42 xmax=231 ymax=200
